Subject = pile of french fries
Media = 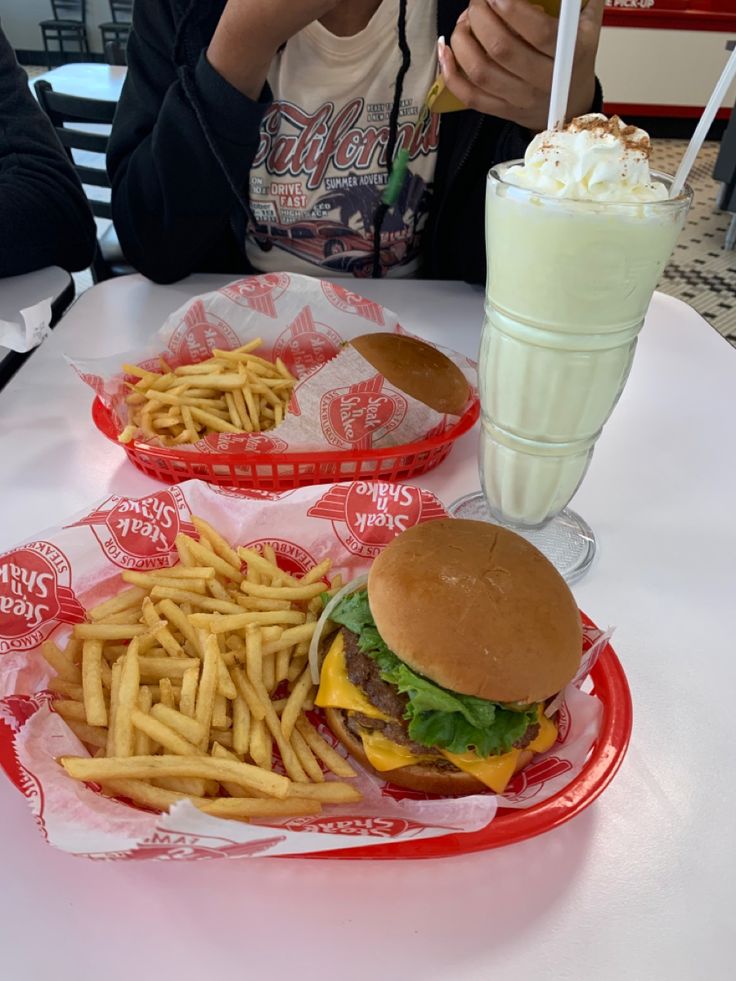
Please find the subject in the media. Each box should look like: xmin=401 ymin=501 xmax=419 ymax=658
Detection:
xmin=45 ymin=514 xmax=359 ymax=821
xmin=119 ymin=339 xmax=296 ymax=446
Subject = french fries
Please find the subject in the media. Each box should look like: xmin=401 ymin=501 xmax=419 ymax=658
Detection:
xmin=119 ymin=342 xmax=296 ymax=446
xmin=48 ymin=512 xmax=359 ymax=822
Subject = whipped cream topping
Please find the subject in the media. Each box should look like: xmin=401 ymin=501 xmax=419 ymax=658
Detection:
xmin=504 ymin=114 xmax=668 ymax=202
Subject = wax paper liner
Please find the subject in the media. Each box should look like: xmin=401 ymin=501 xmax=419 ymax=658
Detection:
xmin=0 ymin=297 xmax=51 ymax=354
xmin=68 ymin=274 xmax=478 ymax=455
xmin=0 ymin=480 xmax=608 ymax=860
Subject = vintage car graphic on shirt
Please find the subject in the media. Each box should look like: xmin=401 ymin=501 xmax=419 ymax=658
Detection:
xmin=249 ymin=98 xmax=438 ymax=275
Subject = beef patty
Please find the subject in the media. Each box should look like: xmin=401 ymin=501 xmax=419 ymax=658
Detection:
xmin=341 ymin=628 xmax=540 ymax=757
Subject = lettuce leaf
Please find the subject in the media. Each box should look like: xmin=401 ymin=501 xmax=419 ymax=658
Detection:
xmin=329 ymin=590 xmax=537 ymax=757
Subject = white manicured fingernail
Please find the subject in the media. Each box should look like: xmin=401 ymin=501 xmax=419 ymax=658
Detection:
xmin=437 ymin=35 xmax=447 ymax=72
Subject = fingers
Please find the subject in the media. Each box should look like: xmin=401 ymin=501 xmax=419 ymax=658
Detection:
xmin=438 ymin=35 xmax=521 ymax=120
xmin=480 ymin=0 xmax=558 ymax=57
xmin=465 ymin=0 xmax=554 ymax=87
xmin=581 ymin=0 xmax=606 ymax=31
xmin=450 ymin=19 xmax=544 ymax=111
xmin=441 ymin=0 xmax=600 ymax=129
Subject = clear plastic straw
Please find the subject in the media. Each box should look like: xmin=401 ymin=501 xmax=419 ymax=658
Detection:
xmin=547 ymin=0 xmax=582 ymax=131
xmin=670 ymin=46 xmax=736 ymax=199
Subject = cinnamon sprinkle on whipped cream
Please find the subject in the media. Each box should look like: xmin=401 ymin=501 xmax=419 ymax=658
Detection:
xmin=504 ymin=113 xmax=668 ymax=202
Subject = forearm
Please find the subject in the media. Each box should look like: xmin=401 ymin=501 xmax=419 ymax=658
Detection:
xmin=109 ymin=32 xmax=271 ymax=283
xmin=206 ymin=0 xmax=341 ymax=96
xmin=0 ymin=172 xmax=95 ymax=276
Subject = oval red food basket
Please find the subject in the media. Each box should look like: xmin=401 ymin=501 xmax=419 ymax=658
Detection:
xmin=302 ymin=613 xmax=632 ymax=859
xmin=92 ymin=397 xmax=480 ymax=491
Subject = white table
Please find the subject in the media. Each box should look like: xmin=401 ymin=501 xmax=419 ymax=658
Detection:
xmin=0 ymin=276 xmax=734 ymax=980
xmin=0 ymin=265 xmax=73 ymax=368
xmin=30 ymin=63 xmax=126 ymax=102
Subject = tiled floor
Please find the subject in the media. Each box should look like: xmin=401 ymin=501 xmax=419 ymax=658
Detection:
xmin=652 ymin=140 xmax=736 ymax=343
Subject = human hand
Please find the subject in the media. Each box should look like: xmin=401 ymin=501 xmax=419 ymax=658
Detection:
xmin=439 ymin=0 xmax=604 ymax=132
xmin=208 ymin=0 xmax=342 ymax=98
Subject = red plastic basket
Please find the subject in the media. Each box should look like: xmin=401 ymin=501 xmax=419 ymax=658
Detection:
xmin=302 ymin=612 xmax=633 ymax=859
xmin=92 ymin=397 xmax=480 ymax=490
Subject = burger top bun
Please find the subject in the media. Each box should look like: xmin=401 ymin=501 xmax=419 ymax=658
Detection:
xmin=348 ymin=333 xmax=470 ymax=416
xmin=367 ymin=518 xmax=582 ymax=704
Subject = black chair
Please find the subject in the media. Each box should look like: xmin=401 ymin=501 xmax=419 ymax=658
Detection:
xmin=104 ymin=39 xmax=127 ymax=67
xmin=713 ymin=103 xmax=736 ymax=250
xmin=99 ymin=0 xmax=133 ymax=50
xmin=34 ymin=80 xmax=132 ymax=282
xmin=39 ymin=0 xmax=89 ymax=69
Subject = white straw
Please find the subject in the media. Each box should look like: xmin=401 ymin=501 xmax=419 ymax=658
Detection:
xmin=670 ymin=46 xmax=736 ymax=199
xmin=547 ymin=0 xmax=582 ymax=131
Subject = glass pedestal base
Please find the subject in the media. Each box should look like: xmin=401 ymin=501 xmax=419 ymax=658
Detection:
xmin=448 ymin=493 xmax=596 ymax=585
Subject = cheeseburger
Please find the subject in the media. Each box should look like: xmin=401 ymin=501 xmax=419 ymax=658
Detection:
xmin=315 ymin=519 xmax=582 ymax=795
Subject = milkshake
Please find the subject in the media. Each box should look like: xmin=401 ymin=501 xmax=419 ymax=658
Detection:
xmin=478 ymin=114 xmax=691 ymax=528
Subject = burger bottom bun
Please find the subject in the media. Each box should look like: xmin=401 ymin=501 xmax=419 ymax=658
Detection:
xmin=324 ymin=708 xmax=533 ymax=796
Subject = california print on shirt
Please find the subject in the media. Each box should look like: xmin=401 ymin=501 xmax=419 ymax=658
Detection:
xmin=248 ymin=96 xmax=440 ymax=277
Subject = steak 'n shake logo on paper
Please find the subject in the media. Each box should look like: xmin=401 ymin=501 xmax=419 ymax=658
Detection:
xmin=273 ymin=304 xmax=342 ymax=378
xmin=503 ymin=756 xmax=574 ymax=804
xmin=320 ymin=374 xmax=407 ymax=450
xmin=67 ymin=488 xmax=195 ymax=570
xmin=243 ymin=538 xmax=317 ymax=578
xmin=282 ymin=815 xmax=426 ymax=838
xmin=168 ymin=299 xmax=240 ymax=363
xmin=0 ymin=543 xmax=84 ymax=654
xmin=219 ymin=273 xmax=290 ymax=318
xmin=200 ymin=432 xmax=288 ymax=455
xmin=320 ymin=282 xmax=385 ymax=325
xmin=307 ymin=481 xmax=448 ymax=558
xmin=555 ymin=702 xmax=572 ymax=743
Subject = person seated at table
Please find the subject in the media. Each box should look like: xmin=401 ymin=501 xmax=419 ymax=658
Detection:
xmin=0 ymin=25 xmax=96 ymax=278
xmin=108 ymin=0 xmax=603 ymax=285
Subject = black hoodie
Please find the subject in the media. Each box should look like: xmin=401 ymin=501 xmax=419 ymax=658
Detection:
xmin=0 ymin=24 xmax=96 ymax=277
xmin=108 ymin=1 xmax=601 ymax=285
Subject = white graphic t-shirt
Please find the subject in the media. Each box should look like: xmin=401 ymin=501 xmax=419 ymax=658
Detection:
xmin=246 ymin=0 xmax=440 ymax=279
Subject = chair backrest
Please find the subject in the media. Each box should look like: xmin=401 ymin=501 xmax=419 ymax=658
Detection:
xmin=104 ymin=39 xmax=127 ymax=66
xmin=34 ymin=80 xmax=115 ymax=220
xmin=50 ymin=0 xmax=85 ymax=23
xmin=110 ymin=0 xmax=133 ymax=24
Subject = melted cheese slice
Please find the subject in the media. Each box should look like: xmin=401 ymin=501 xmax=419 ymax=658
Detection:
xmin=439 ymin=748 xmax=521 ymax=793
xmin=315 ymin=632 xmax=389 ymax=720
xmin=360 ymin=708 xmax=559 ymax=794
xmin=360 ymin=728 xmax=437 ymax=771
xmin=530 ymin=708 xmax=558 ymax=754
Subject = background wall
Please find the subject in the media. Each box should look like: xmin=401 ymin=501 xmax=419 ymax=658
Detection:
xmin=598 ymin=27 xmax=736 ymax=114
xmin=2 ymin=0 xmax=110 ymax=55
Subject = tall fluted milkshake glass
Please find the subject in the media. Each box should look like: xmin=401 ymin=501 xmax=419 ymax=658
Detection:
xmin=452 ymin=117 xmax=692 ymax=582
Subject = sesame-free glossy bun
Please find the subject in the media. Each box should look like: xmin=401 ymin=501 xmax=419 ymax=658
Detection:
xmin=367 ymin=518 xmax=582 ymax=704
xmin=324 ymin=708 xmax=533 ymax=795
xmin=349 ymin=333 xmax=470 ymax=415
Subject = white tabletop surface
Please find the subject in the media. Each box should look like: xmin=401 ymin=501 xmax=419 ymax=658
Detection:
xmin=0 ymin=265 xmax=72 ymax=360
xmin=30 ymin=63 xmax=126 ymax=102
xmin=0 ymin=275 xmax=734 ymax=980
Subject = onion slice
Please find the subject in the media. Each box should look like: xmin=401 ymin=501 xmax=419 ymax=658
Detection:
xmin=308 ymin=574 xmax=368 ymax=684
xmin=544 ymin=690 xmax=565 ymax=718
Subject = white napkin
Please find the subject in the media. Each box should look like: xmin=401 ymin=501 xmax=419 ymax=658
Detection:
xmin=0 ymin=298 xmax=52 ymax=354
